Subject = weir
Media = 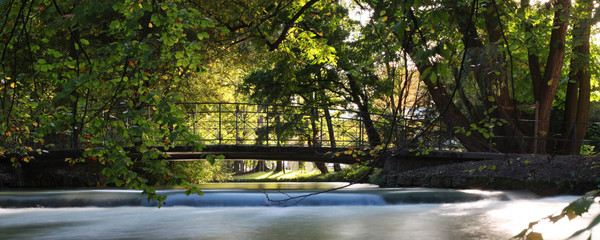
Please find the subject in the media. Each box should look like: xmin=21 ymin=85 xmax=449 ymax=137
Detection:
xmin=0 ymin=187 xmax=505 ymax=208
xmin=1 ymin=184 xmax=596 ymax=240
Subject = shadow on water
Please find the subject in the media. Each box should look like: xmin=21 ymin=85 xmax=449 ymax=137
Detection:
xmin=1 ymin=221 xmax=90 ymax=239
xmin=380 ymin=189 xmax=511 ymax=204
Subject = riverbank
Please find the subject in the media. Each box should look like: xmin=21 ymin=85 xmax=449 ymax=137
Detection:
xmin=385 ymin=154 xmax=600 ymax=196
xmin=2 ymin=154 xmax=599 ymax=196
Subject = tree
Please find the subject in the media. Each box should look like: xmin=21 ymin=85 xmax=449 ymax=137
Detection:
xmin=360 ymin=0 xmax=593 ymax=153
xmin=1 ymin=0 xmax=339 ymax=201
xmin=0 ymin=0 xmax=234 ymax=205
xmin=560 ymin=0 xmax=597 ymax=154
xmin=531 ymin=0 xmax=572 ymax=153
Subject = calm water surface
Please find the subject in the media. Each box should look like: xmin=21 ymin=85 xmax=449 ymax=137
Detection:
xmin=0 ymin=183 xmax=598 ymax=240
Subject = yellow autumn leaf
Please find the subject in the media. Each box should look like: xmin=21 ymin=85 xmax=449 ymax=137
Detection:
xmin=525 ymin=232 xmax=543 ymax=240
xmin=10 ymin=82 xmax=15 ymax=88
xmin=381 ymin=16 xmax=388 ymax=22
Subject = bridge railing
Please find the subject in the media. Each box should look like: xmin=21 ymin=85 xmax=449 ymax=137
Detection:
xmin=175 ymin=103 xmax=600 ymax=154
xmin=178 ymin=103 xmax=371 ymax=148
xmin=176 ymin=103 xmax=463 ymax=150
xmin=14 ymin=101 xmax=600 ymax=154
xmin=12 ymin=102 xmax=462 ymax=152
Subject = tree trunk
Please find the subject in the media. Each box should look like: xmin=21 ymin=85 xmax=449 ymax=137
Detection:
xmin=359 ymin=109 xmax=382 ymax=147
xmin=406 ymin=45 xmax=490 ymax=152
xmin=423 ymin=79 xmax=490 ymax=152
xmin=324 ymin=109 xmax=342 ymax=171
xmin=273 ymin=160 xmax=284 ymax=173
xmin=253 ymin=161 xmax=269 ymax=172
xmin=314 ymin=162 xmax=329 ymax=174
xmin=560 ymin=0 xmax=592 ymax=154
xmin=400 ymin=8 xmax=491 ymax=152
xmin=534 ymin=0 xmax=571 ymax=153
xmin=346 ymin=75 xmax=382 ymax=147
xmin=333 ymin=162 xmax=342 ymax=172
xmin=462 ymin=2 xmax=527 ymax=153
xmin=308 ymin=107 xmax=328 ymax=173
xmin=233 ymin=160 xmax=243 ymax=173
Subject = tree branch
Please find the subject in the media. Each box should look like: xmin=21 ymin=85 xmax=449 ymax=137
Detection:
xmin=267 ymin=0 xmax=321 ymax=51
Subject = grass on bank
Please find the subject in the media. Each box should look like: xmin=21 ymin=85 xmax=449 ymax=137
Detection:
xmin=233 ymin=170 xmax=322 ymax=181
xmin=232 ymin=167 xmax=384 ymax=184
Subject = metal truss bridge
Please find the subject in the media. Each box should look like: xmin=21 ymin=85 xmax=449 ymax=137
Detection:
xmin=3 ymin=102 xmax=471 ymax=165
xmin=1 ymin=102 xmax=512 ymax=168
xmin=178 ymin=102 xmax=456 ymax=149
xmin=164 ymin=102 xmax=468 ymax=162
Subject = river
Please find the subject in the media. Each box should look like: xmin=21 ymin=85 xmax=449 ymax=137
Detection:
xmin=0 ymin=183 xmax=598 ymax=240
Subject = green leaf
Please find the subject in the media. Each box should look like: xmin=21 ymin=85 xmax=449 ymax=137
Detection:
xmin=175 ymin=51 xmax=185 ymax=59
xmin=482 ymin=132 xmax=490 ymax=139
xmin=109 ymin=20 xmax=120 ymax=29
xmin=197 ymin=32 xmax=210 ymax=40
xmin=564 ymin=198 xmax=595 ymax=220
xmin=219 ymin=27 xmax=230 ymax=34
xmin=206 ymin=155 xmax=216 ymax=165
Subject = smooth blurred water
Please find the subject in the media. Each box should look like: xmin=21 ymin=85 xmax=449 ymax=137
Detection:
xmin=0 ymin=183 xmax=598 ymax=240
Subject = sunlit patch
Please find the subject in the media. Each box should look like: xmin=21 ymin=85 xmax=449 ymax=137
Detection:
xmin=487 ymin=197 xmax=600 ymax=240
xmin=459 ymin=189 xmax=507 ymax=198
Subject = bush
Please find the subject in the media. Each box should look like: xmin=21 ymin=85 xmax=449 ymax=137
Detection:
xmin=169 ymin=160 xmax=233 ymax=183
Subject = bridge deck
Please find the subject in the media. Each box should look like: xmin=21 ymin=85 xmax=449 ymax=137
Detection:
xmin=1 ymin=145 xmax=511 ymax=168
xmin=166 ymin=145 xmax=511 ymax=163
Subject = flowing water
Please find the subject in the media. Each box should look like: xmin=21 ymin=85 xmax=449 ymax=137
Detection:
xmin=0 ymin=183 xmax=598 ymax=240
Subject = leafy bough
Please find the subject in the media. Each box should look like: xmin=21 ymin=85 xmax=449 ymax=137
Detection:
xmin=513 ymin=189 xmax=600 ymax=240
